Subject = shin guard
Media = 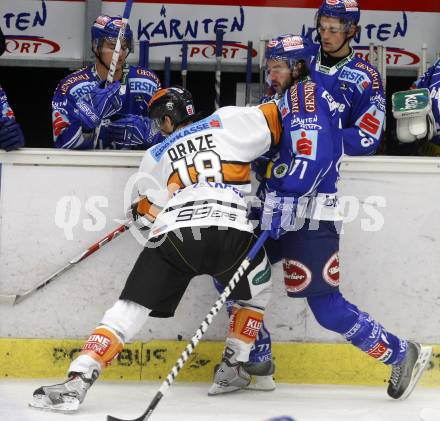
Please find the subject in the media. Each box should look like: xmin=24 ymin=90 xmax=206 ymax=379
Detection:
xmin=78 ymin=325 xmax=124 ymax=369
xmin=227 ymin=304 xmax=265 ymax=361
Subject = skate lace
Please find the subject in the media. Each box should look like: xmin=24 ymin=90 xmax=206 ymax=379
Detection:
xmin=389 ymin=364 xmax=401 ymax=387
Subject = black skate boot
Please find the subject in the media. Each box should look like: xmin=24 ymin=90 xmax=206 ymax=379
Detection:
xmin=387 ymin=341 xmax=432 ymax=400
xmin=208 ymin=346 xmax=251 ymax=395
xmin=243 ymin=360 xmax=276 ymax=391
xmin=29 ymin=369 xmax=99 ymax=412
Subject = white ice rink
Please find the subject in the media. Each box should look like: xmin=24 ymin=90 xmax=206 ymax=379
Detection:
xmin=1 ymin=380 xmax=440 ymax=421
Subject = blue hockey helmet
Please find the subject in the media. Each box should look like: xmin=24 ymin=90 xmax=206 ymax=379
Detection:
xmin=265 ymin=35 xmax=316 ymax=68
xmin=91 ymin=15 xmax=134 ymax=53
xmin=316 ymin=0 xmax=360 ymax=28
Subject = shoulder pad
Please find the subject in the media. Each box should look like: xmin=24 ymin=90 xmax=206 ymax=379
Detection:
xmin=56 ymin=66 xmax=94 ymax=95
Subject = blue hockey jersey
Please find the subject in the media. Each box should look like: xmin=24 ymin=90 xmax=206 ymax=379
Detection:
xmin=0 ymin=85 xmax=15 ymax=120
xmin=309 ymin=49 xmax=385 ymax=156
xmin=266 ymin=80 xmax=343 ymax=221
xmin=52 ymin=64 xmax=161 ymax=149
xmin=414 ymin=58 xmax=440 ymax=146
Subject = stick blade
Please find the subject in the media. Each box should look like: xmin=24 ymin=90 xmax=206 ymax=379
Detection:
xmin=107 ymin=415 xmax=146 ymax=421
xmin=0 ymin=294 xmax=18 ymax=305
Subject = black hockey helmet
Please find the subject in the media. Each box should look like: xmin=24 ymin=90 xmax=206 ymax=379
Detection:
xmin=148 ymin=86 xmax=197 ymax=128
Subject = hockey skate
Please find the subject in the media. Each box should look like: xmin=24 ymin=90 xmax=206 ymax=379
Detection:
xmin=29 ymin=369 xmax=99 ymax=413
xmin=387 ymin=341 xmax=432 ymax=400
xmin=243 ymin=360 xmax=276 ymax=391
xmin=208 ymin=346 xmax=251 ymax=395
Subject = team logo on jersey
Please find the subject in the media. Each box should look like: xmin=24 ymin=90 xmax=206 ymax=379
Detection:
xmin=323 ymin=252 xmax=340 ymax=287
xmin=291 ymin=129 xmax=318 ymax=160
xmin=283 ymin=259 xmax=312 ymax=294
xmin=356 ymin=106 xmax=385 ymax=140
xmin=273 ymin=163 xmax=288 ymax=178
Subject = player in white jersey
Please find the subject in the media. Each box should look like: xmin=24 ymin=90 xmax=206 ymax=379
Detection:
xmin=29 ymin=86 xmax=281 ymax=412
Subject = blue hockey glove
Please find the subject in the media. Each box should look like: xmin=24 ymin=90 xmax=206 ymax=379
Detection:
xmin=75 ymin=81 xmax=122 ymax=130
xmin=0 ymin=117 xmax=25 ymax=151
xmin=252 ymin=155 xmax=271 ymax=182
xmin=102 ymin=114 xmax=157 ymax=148
xmin=260 ymin=191 xmax=297 ymax=240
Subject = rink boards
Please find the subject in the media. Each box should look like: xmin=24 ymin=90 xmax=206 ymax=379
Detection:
xmin=0 ymin=339 xmax=439 ymax=386
xmin=1 ymin=150 xmax=440 ymax=386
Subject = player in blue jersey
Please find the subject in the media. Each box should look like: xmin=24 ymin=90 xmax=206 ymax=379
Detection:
xmin=412 ymin=58 xmax=440 ymax=156
xmin=210 ymin=34 xmax=432 ymax=400
xmin=309 ymin=0 xmax=385 ymax=156
xmin=0 ymin=27 xmax=25 ymax=152
xmin=51 ymin=15 xmax=161 ymax=150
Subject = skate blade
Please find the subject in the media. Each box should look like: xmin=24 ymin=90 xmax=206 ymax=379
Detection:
xmin=399 ymin=346 xmax=433 ymax=401
xmin=29 ymin=394 xmax=80 ymax=413
xmin=246 ymin=375 xmax=276 ymax=391
xmin=208 ymin=383 xmax=245 ymax=396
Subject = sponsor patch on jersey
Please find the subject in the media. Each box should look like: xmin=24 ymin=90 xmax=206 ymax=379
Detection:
xmin=283 ymin=259 xmax=312 ymax=294
xmin=52 ymin=111 xmax=70 ymax=139
xmin=70 ymin=81 xmax=96 ymax=101
xmin=291 ymin=129 xmax=318 ymax=160
xmin=251 ymin=262 xmax=271 ymax=285
xmin=339 ymin=67 xmax=370 ymax=93
xmin=241 ymin=316 xmax=263 ymax=339
xmin=128 ymin=78 xmax=157 ymax=94
xmin=323 ymin=252 xmax=340 ymax=287
xmin=150 ymin=114 xmax=223 ymax=162
xmin=303 ymin=82 xmax=316 ymax=113
xmin=355 ymin=106 xmax=385 ymax=140
xmin=321 ymin=91 xmax=339 ymax=112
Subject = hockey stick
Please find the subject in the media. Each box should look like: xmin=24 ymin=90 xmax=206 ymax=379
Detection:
xmin=181 ymin=41 xmax=188 ymax=89
xmin=214 ymin=30 xmax=224 ymax=110
xmin=93 ymin=0 xmax=134 ymax=148
xmin=245 ymin=40 xmax=253 ymax=105
xmin=258 ymin=38 xmax=268 ymax=99
xmin=164 ymin=56 xmax=171 ymax=88
xmin=0 ymin=222 xmax=132 ymax=305
xmin=107 ymin=230 xmax=270 ymax=421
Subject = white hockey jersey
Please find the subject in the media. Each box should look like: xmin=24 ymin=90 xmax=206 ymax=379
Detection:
xmin=136 ymin=105 xmax=281 ymax=238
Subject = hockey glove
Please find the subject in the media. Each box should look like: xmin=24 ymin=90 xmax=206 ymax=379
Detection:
xmin=102 ymin=115 xmax=158 ymax=148
xmin=127 ymin=198 xmax=153 ymax=231
xmin=260 ymin=191 xmax=297 ymax=240
xmin=75 ymin=81 xmax=123 ymax=130
xmin=0 ymin=117 xmax=25 ymax=151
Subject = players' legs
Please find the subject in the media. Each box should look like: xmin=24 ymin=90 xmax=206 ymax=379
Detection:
xmin=30 ymin=232 xmax=195 ymax=412
xmin=308 ymin=291 xmax=432 ymax=399
xmin=208 ymin=230 xmax=273 ymax=395
xmin=212 ymin=278 xmax=275 ymax=390
xmin=308 ymin=291 xmax=406 ymax=364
